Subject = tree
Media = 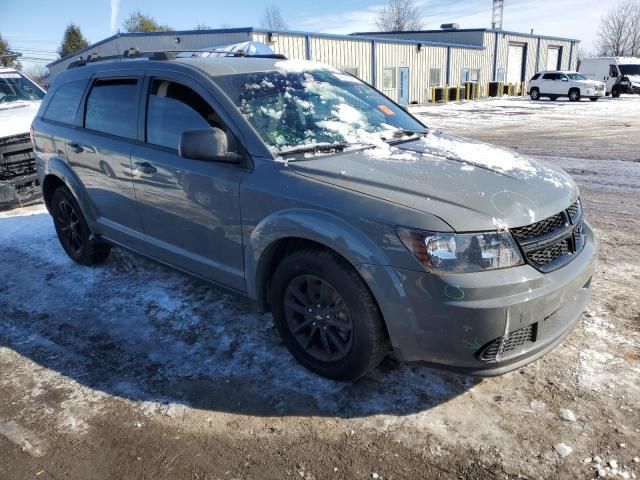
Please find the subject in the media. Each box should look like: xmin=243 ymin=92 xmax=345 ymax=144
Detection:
xmin=0 ymin=34 xmax=20 ymax=68
xmin=23 ymin=65 xmax=49 ymax=88
xmin=57 ymin=23 xmax=89 ymax=58
xmin=596 ymin=0 xmax=640 ymax=56
xmin=375 ymin=0 xmax=424 ymax=32
xmin=261 ymin=5 xmax=288 ymax=30
xmin=122 ymin=10 xmax=173 ymax=33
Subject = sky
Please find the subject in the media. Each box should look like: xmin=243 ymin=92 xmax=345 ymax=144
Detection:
xmin=1 ymin=0 xmax=607 ymax=71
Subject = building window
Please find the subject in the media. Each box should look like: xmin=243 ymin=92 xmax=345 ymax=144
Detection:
xmin=383 ymin=68 xmax=396 ymax=90
xmin=470 ymin=69 xmax=481 ymax=82
xmin=342 ymin=67 xmax=359 ymax=78
xmin=461 ymin=68 xmax=470 ymax=83
xmin=497 ymin=68 xmax=505 ymax=83
xmin=429 ymin=68 xmax=441 ymax=86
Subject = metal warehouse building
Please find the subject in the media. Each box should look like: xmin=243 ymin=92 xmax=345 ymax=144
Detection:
xmin=47 ymin=26 xmax=579 ymax=104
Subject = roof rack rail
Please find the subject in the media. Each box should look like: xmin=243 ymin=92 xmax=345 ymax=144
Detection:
xmin=67 ymin=48 xmax=287 ymax=70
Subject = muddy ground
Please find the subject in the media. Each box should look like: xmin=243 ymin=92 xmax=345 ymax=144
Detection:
xmin=1 ymin=96 xmax=639 ymax=479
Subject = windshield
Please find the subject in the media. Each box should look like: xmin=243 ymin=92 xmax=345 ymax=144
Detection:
xmin=0 ymin=72 xmax=45 ymax=104
xmin=212 ymin=66 xmax=426 ymax=153
xmin=566 ymin=73 xmax=587 ymax=80
xmin=619 ymin=64 xmax=640 ymax=76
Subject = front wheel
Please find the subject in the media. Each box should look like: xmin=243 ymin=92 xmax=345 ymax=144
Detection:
xmin=270 ymin=248 xmax=390 ymax=380
xmin=569 ymin=89 xmax=581 ymax=102
xmin=51 ymin=186 xmax=111 ymax=265
xmin=612 ymin=86 xmax=621 ymax=98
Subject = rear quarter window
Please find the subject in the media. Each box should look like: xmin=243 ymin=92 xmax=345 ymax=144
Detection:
xmin=85 ymin=78 xmax=139 ymax=139
xmin=43 ymin=80 xmax=88 ymax=124
xmin=530 ymin=73 xmax=541 ymax=81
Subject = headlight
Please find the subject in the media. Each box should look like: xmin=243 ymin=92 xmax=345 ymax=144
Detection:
xmin=397 ymin=228 xmax=524 ymax=274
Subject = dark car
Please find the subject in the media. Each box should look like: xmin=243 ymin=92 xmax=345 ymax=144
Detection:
xmin=32 ymin=53 xmax=597 ymax=380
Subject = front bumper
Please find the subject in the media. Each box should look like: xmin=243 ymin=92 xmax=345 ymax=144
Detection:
xmin=358 ymin=221 xmax=598 ymax=375
xmin=0 ymin=174 xmax=41 ymax=210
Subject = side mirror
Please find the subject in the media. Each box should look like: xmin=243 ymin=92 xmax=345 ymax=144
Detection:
xmin=561 ymin=77 xmax=568 ymax=82
xmin=179 ymin=128 xmax=242 ymax=164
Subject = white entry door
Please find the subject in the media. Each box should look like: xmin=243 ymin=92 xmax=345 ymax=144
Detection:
xmin=547 ymin=47 xmax=561 ymax=71
xmin=507 ymin=44 xmax=525 ymax=84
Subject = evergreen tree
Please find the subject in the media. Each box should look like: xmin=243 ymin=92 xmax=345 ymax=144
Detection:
xmin=57 ymin=23 xmax=89 ymax=58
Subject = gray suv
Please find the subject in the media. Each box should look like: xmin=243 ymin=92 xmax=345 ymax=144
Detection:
xmin=32 ymin=53 xmax=597 ymax=380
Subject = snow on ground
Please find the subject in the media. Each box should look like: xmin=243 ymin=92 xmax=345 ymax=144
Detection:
xmin=1 ymin=96 xmax=639 ymax=479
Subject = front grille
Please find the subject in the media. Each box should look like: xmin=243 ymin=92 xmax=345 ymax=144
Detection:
xmin=528 ymin=239 xmax=571 ymax=267
xmin=1 ymin=133 xmax=36 ymax=181
xmin=511 ymin=199 xmax=584 ymax=273
xmin=478 ymin=323 xmax=537 ymax=362
xmin=511 ymin=212 xmax=566 ymax=242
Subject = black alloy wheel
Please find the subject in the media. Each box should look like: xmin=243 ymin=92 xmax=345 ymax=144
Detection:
xmin=283 ymin=274 xmax=354 ymax=362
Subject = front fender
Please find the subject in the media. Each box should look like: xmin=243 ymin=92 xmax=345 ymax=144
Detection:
xmin=245 ymin=208 xmax=391 ymax=304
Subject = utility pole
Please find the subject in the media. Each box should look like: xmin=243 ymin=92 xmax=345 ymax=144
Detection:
xmin=492 ymin=0 xmax=504 ymax=30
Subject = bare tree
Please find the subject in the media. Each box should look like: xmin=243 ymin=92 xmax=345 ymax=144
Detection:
xmin=376 ymin=0 xmax=424 ymax=32
xmin=261 ymin=5 xmax=288 ymax=30
xmin=23 ymin=65 xmax=49 ymax=88
xmin=596 ymin=0 xmax=640 ymax=56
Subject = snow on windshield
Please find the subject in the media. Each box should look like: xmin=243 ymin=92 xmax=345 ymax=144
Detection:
xmin=212 ymin=67 xmax=425 ymax=155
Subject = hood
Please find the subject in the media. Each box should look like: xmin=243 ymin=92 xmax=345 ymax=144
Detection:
xmin=0 ymin=101 xmax=41 ymax=138
xmin=625 ymin=74 xmax=640 ymax=84
xmin=287 ymin=132 xmax=579 ymax=232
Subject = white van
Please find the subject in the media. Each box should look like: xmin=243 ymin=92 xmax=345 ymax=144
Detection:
xmin=579 ymin=57 xmax=640 ymax=97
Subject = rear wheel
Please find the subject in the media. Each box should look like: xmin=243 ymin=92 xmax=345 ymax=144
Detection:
xmin=569 ymin=88 xmax=581 ymax=102
xmin=51 ymin=186 xmax=111 ymax=265
xmin=529 ymin=88 xmax=540 ymax=101
xmin=270 ymin=248 xmax=390 ymax=380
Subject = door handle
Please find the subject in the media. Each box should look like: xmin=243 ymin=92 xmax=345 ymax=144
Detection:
xmin=133 ymin=161 xmax=157 ymax=175
xmin=67 ymin=142 xmax=84 ymax=153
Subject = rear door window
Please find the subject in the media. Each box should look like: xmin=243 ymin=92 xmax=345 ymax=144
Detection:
xmin=84 ymin=78 xmax=139 ymax=139
xmin=43 ymin=80 xmax=88 ymax=124
xmin=542 ymin=73 xmax=558 ymax=80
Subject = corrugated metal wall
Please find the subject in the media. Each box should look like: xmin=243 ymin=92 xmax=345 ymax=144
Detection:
xmin=49 ymin=31 xmax=252 ymax=78
xmin=374 ymin=42 xmax=447 ymax=103
xmin=253 ymin=32 xmax=307 ymax=60
xmin=310 ymin=37 xmax=373 ymax=84
xmin=48 ymin=27 xmax=579 ymax=103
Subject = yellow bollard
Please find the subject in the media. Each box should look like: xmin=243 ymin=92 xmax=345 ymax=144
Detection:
xmin=485 ymin=83 xmax=489 ymax=98
xmin=444 ymin=84 xmax=449 ymax=103
xmin=522 ymin=81 xmax=526 ymax=97
xmin=456 ymin=85 xmax=460 ymax=102
xmin=431 ymin=85 xmax=436 ymax=103
xmin=499 ymin=82 xmax=504 ymax=96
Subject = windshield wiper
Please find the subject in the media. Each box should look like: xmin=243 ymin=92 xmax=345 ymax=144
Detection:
xmin=384 ymin=129 xmax=427 ymax=144
xmin=278 ymin=142 xmax=371 ymax=158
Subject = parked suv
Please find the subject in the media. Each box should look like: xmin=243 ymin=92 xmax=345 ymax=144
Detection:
xmin=32 ymin=53 xmax=597 ymax=380
xmin=0 ymin=67 xmax=45 ymax=208
xmin=528 ymin=71 xmax=605 ymax=101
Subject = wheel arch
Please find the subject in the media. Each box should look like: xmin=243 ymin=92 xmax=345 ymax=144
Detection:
xmin=41 ymin=157 xmax=98 ymax=228
xmin=246 ymin=209 xmax=391 ymax=313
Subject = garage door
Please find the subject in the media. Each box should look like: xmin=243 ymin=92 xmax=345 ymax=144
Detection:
xmin=547 ymin=47 xmax=561 ymax=70
xmin=507 ymin=43 xmax=525 ymax=84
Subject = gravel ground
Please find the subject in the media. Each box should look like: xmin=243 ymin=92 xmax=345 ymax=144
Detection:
xmin=1 ymin=95 xmax=639 ymax=480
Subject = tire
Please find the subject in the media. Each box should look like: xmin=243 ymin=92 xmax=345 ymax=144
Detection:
xmin=569 ymin=88 xmax=581 ymax=102
xmin=270 ymin=248 xmax=390 ymax=381
xmin=529 ymin=88 xmax=540 ymax=101
xmin=590 ymin=98 xmax=599 ymax=102
xmin=612 ymin=86 xmax=621 ymax=98
xmin=51 ymin=186 xmax=111 ymax=265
